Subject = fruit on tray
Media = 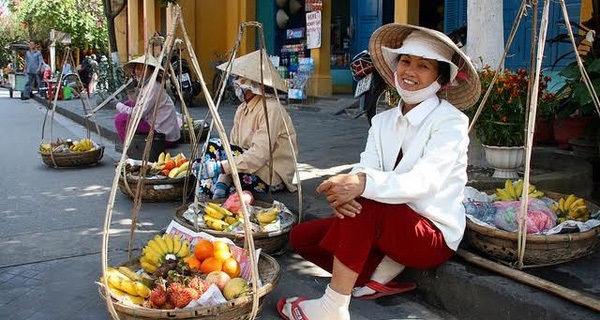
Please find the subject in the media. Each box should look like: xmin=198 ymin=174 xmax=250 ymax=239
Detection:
xmin=100 ymin=267 xmax=152 ymax=305
xmin=39 ymin=138 xmax=96 ymax=153
xmin=222 ymin=191 xmax=254 ymax=213
xmin=256 ymin=206 xmax=279 ymax=225
xmin=222 ymin=277 xmax=251 ymax=301
xmin=150 ymin=152 xmax=190 ymax=178
xmin=552 ymin=194 xmax=591 ymax=223
xmin=69 ymin=138 xmax=95 ymax=152
xmin=139 ymin=234 xmax=191 ymax=274
xmin=202 ymin=203 xmax=237 ymax=231
xmin=494 ymin=180 xmax=545 ymax=201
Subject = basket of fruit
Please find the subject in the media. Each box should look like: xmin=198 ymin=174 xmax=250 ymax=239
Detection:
xmin=39 ymin=138 xmax=104 ymax=168
xmin=98 ymin=228 xmax=280 ymax=319
xmin=173 ymin=191 xmax=298 ymax=255
xmin=464 ymin=180 xmax=600 ymax=267
xmin=118 ymin=152 xmax=195 ymax=202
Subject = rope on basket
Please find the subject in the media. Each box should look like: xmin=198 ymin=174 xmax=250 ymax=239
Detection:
xmin=41 ymin=47 xmax=105 ymax=168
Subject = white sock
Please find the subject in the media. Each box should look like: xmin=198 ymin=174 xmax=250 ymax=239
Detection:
xmin=352 ymin=256 xmax=405 ymax=298
xmin=281 ymin=285 xmax=350 ymax=320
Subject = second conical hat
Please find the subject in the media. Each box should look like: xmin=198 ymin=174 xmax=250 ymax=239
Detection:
xmin=217 ymin=50 xmax=287 ymax=92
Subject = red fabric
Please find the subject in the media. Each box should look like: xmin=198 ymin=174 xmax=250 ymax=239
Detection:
xmin=289 ymin=198 xmax=454 ymax=286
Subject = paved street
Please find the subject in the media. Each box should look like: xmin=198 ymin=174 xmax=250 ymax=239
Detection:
xmin=0 ymin=89 xmax=457 ymax=319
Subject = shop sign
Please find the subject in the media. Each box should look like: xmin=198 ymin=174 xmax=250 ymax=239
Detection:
xmin=306 ymin=10 xmax=321 ymax=49
xmin=286 ymin=28 xmax=305 ymax=40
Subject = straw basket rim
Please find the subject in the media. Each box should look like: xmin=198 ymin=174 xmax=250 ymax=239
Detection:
xmin=118 ymin=173 xmax=195 ymax=202
xmin=39 ymin=146 xmax=104 ymax=168
xmin=98 ymin=252 xmax=280 ymax=319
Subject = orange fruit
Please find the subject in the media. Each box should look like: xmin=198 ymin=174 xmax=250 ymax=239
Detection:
xmin=214 ymin=249 xmax=232 ymax=262
xmin=176 ymin=158 xmax=188 ymax=167
xmin=200 ymin=257 xmax=223 ymax=274
xmin=164 ymin=159 xmax=176 ymax=170
xmin=160 ymin=169 xmax=170 ymax=176
xmin=185 ymin=256 xmax=202 ymax=272
xmin=194 ymin=239 xmax=214 ymax=261
xmin=221 ymin=257 xmax=241 ymax=278
xmin=213 ymin=241 xmax=230 ymax=253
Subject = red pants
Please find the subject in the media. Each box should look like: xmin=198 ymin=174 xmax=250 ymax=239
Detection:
xmin=289 ymin=198 xmax=454 ymax=286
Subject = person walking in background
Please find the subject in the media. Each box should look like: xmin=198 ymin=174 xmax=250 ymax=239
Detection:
xmin=88 ymin=54 xmax=99 ymax=95
xmin=277 ymin=23 xmax=481 ymax=320
xmin=21 ymin=40 xmax=43 ymax=100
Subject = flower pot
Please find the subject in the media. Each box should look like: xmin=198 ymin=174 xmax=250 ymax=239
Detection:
xmin=482 ymin=145 xmax=525 ymax=179
xmin=553 ymin=117 xmax=592 ymax=150
xmin=533 ymin=117 xmax=554 ymax=144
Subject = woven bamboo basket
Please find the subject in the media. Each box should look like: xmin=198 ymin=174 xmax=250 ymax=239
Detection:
xmin=39 ymin=146 xmax=104 ymax=168
xmin=174 ymin=200 xmax=298 ymax=255
xmin=98 ymin=253 xmax=280 ymax=320
xmin=464 ymin=191 xmax=600 ymax=266
xmin=118 ymin=173 xmax=196 ymax=202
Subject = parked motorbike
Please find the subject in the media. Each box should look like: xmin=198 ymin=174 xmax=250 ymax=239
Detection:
xmin=170 ymin=50 xmax=201 ymax=107
xmin=350 ymin=50 xmax=398 ymax=125
xmin=350 ymin=26 xmax=467 ymax=126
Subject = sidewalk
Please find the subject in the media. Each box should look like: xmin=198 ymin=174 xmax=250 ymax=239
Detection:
xmin=35 ymin=93 xmax=600 ymax=319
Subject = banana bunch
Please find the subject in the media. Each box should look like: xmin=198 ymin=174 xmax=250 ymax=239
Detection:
xmin=70 ymin=138 xmax=95 ymax=152
xmin=39 ymin=143 xmax=52 ymax=153
xmin=100 ymin=267 xmax=152 ymax=305
xmin=494 ymin=180 xmax=545 ymax=201
xmin=139 ymin=234 xmax=190 ymax=273
xmin=151 ymin=152 xmax=171 ymax=170
xmin=256 ymin=207 xmax=279 ymax=225
xmin=552 ymin=194 xmax=590 ymax=223
xmin=202 ymin=202 xmax=238 ymax=231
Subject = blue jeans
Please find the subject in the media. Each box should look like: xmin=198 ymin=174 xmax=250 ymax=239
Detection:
xmin=23 ymin=72 xmax=40 ymax=98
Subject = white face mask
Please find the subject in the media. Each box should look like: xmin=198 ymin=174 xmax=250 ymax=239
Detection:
xmin=394 ymin=72 xmax=441 ymax=105
xmin=234 ymin=85 xmax=245 ymax=102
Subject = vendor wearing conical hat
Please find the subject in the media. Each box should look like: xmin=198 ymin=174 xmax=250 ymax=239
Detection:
xmin=114 ymin=54 xmax=180 ymax=146
xmin=193 ymin=50 xmax=298 ymax=199
xmin=278 ymin=24 xmax=480 ymax=320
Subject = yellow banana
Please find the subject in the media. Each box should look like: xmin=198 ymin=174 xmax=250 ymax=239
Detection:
xmin=140 ymin=260 xmax=157 ymax=273
xmin=177 ymin=239 xmax=190 ymax=257
xmin=563 ymin=194 xmax=576 ymax=209
xmin=204 ymin=205 xmax=226 ymax=220
xmin=514 ymin=180 xmax=524 ymax=198
xmin=118 ymin=266 xmax=142 ymax=282
xmin=157 ymin=152 xmax=166 ymax=164
xmin=569 ymin=198 xmax=585 ymax=210
xmin=164 ymin=152 xmax=172 ymax=163
xmin=164 ymin=234 xmax=174 ymax=253
xmin=107 ymin=274 xmax=124 ymax=290
xmin=134 ymin=281 xmax=151 ymax=298
xmin=146 ymin=238 xmax=165 ymax=257
xmin=495 ymin=188 xmax=513 ymax=201
xmin=505 ymin=180 xmax=516 ymax=199
xmin=142 ymin=247 xmax=162 ymax=265
xmin=172 ymin=234 xmax=182 ymax=256
xmin=207 ymin=202 xmax=234 ymax=217
xmin=178 ymin=161 xmax=190 ymax=172
xmin=257 ymin=207 xmax=279 ymax=224
xmin=168 ymin=167 xmax=181 ymax=178
xmin=153 ymin=235 xmax=169 ymax=255
xmin=206 ymin=219 xmax=230 ymax=231
xmin=529 ymin=190 xmax=545 ymax=198
xmin=119 ymin=279 xmax=140 ymax=296
xmin=107 ymin=286 xmax=144 ymax=305
xmin=224 ymin=216 xmax=238 ymax=225
xmin=527 ymin=185 xmax=536 ymax=193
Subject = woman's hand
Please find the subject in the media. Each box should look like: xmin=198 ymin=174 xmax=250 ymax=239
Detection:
xmin=317 ymin=173 xmax=366 ymax=208
xmin=331 ymin=199 xmax=362 ymax=219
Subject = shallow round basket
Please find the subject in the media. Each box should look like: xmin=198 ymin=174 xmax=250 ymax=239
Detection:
xmin=174 ymin=200 xmax=298 ymax=255
xmin=99 ymin=253 xmax=280 ymax=320
xmin=39 ymin=146 xmax=104 ymax=168
xmin=118 ymin=173 xmax=195 ymax=202
xmin=464 ymin=191 xmax=600 ymax=266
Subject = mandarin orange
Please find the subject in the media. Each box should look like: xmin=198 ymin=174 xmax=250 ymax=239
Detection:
xmin=214 ymin=249 xmax=232 ymax=262
xmin=185 ymin=255 xmax=202 ymax=272
xmin=213 ymin=241 xmax=230 ymax=253
xmin=194 ymin=239 xmax=214 ymax=261
xmin=200 ymin=257 xmax=223 ymax=274
xmin=221 ymin=257 xmax=241 ymax=278
xmin=164 ymin=159 xmax=176 ymax=170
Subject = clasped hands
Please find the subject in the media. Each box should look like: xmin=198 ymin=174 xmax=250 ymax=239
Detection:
xmin=316 ymin=173 xmax=366 ymax=219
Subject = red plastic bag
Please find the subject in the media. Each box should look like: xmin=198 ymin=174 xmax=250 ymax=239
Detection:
xmin=222 ymin=190 xmax=254 ymax=213
xmin=493 ymin=198 xmax=557 ymax=234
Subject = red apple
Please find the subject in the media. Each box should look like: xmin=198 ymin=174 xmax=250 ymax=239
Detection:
xmin=205 ymin=270 xmax=231 ymax=290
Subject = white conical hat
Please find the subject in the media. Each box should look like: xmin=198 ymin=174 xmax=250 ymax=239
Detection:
xmin=217 ymin=50 xmax=287 ymax=92
xmin=123 ymin=54 xmax=164 ymax=76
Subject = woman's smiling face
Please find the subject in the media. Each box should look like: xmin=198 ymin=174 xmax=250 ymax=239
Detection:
xmin=395 ymin=54 xmax=439 ymax=91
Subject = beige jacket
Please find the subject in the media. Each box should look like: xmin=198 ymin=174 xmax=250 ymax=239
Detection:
xmin=228 ymin=95 xmax=298 ymax=192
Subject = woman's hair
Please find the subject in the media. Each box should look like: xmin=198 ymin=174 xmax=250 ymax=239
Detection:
xmin=437 ymin=61 xmax=451 ymax=86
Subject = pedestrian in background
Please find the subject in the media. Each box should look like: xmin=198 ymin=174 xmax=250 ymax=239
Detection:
xmin=21 ymin=40 xmax=43 ymax=100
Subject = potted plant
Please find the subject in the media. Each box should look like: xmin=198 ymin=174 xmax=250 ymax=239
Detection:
xmin=465 ymin=66 xmax=555 ymax=178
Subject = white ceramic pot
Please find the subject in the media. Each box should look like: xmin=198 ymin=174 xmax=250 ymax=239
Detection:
xmin=482 ymin=145 xmax=525 ymax=179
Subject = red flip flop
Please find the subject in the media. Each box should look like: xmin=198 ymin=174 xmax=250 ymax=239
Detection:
xmin=277 ymin=297 xmax=309 ymax=320
xmin=357 ymin=280 xmax=417 ymax=300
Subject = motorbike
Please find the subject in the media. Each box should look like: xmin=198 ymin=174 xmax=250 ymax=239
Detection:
xmin=170 ymin=50 xmax=201 ymax=107
xmin=350 ymin=50 xmax=398 ymax=126
xmin=350 ymin=26 xmax=467 ymax=126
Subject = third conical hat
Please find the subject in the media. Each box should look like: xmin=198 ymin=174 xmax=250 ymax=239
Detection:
xmin=217 ymin=50 xmax=287 ymax=92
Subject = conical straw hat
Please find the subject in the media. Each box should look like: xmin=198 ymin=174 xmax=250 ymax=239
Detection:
xmin=217 ymin=50 xmax=287 ymax=92
xmin=123 ymin=54 xmax=164 ymax=76
xmin=369 ymin=23 xmax=480 ymax=110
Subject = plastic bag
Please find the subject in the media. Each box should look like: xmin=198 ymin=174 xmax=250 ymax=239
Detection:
xmin=463 ymin=199 xmax=497 ymax=225
xmin=493 ymin=198 xmax=557 ymax=234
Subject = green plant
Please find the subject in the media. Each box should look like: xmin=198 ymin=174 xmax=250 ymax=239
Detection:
xmin=465 ymin=66 xmax=556 ymax=147
xmin=553 ymin=54 xmax=600 ymax=119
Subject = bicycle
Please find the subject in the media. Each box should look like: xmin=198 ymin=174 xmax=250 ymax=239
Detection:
xmin=210 ymin=51 xmax=238 ymax=104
